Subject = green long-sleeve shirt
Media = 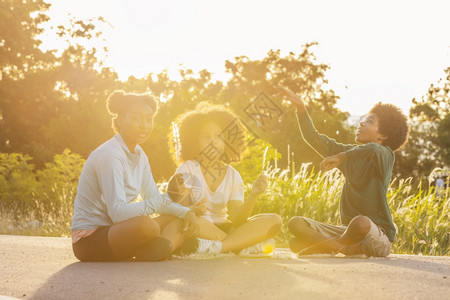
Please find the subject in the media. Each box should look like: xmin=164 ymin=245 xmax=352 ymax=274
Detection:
xmin=296 ymin=111 xmax=396 ymax=242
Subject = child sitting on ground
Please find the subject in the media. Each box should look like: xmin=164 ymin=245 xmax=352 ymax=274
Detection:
xmin=275 ymin=86 xmax=409 ymax=257
xmin=167 ymin=102 xmax=282 ymax=256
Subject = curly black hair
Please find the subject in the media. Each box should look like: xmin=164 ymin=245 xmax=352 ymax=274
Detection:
xmin=106 ymin=90 xmax=158 ymax=133
xmin=169 ymin=102 xmax=247 ymax=164
xmin=369 ymin=102 xmax=409 ymax=151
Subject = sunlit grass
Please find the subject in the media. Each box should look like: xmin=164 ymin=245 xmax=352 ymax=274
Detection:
xmin=252 ymin=164 xmax=449 ymax=256
xmin=1 ymin=150 xmax=448 ymax=255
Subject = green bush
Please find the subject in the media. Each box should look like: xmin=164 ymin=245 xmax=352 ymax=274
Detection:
xmin=0 ymin=153 xmax=40 ymax=218
xmin=0 ymin=150 xmax=84 ymax=236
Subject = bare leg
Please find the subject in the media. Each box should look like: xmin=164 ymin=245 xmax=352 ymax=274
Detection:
xmin=155 ymin=215 xmax=228 ymax=251
xmin=220 ymin=213 xmax=282 ymax=253
xmin=152 ymin=215 xmax=179 ymax=228
xmin=336 ymin=215 xmax=371 ymax=245
xmin=197 ymin=218 xmax=228 ymax=240
xmin=288 ymin=215 xmax=371 ymax=255
xmin=108 ymin=216 xmax=161 ymax=259
xmin=153 ymin=215 xmax=183 ymax=250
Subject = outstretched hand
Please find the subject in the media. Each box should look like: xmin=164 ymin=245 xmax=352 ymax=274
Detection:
xmin=273 ymin=85 xmax=306 ymax=113
xmin=320 ymin=153 xmax=347 ymax=172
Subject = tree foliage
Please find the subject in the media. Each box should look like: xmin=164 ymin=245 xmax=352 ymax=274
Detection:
xmin=221 ymin=46 xmax=353 ymax=169
xmin=2 ymin=0 xmax=446 ymax=183
xmin=395 ymin=67 xmax=450 ymax=180
xmin=0 ymin=0 xmax=52 ymax=78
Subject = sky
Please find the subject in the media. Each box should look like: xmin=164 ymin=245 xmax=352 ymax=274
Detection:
xmin=41 ymin=0 xmax=450 ymax=116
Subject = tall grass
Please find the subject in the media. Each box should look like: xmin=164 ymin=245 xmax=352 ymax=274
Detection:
xmin=0 ymin=148 xmax=448 ymax=255
xmin=388 ymin=178 xmax=449 ymax=255
xmin=251 ymin=164 xmax=449 ymax=256
xmin=0 ymin=150 xmax=83 ymax=237
xmin=252 ymin=165 xmax=342 ymax=246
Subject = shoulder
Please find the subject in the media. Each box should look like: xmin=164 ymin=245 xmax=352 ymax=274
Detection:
xmin=136 ymin=145 xmax=149 ymax=163
xmin=176 ymin=160 xmax=198 ymax=173
xmin=355 ymin=142 xmax=392 ymax=154
xmin=226 ymin=165 xmax=243 ymax=183
xmin=367 ymin=143 xmax=394 ymax=157
xmin=90 ymin=137 xmax=125 ymax=166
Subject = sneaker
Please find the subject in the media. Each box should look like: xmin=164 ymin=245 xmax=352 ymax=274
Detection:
xmin=239 ymin=239 xmax=275 ymax=257
xmin=195 ymin=238 xmax=222 ymax=255
xmin=176 ymin=238 xmax=223 ymax=256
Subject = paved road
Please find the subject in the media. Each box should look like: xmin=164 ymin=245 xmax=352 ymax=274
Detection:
xmin=0 ymin=235 xmax=449 ymax=300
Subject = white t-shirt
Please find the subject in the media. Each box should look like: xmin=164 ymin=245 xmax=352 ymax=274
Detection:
xmin=175 ymin=160 xmax=245 ymax=223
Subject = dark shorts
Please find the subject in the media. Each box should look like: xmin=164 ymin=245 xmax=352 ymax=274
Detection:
xmin=72 ymin=226 xmax=116 ymax=262
xmin=215 ymin=222 xmax=234 ymax=234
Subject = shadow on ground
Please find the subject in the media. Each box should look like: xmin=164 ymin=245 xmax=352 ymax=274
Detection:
xmin=31 ymin=257 xmax=331 ymax=299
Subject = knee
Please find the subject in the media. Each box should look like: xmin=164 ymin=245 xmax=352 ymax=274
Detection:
xmin=134 ymin=216 xmax=161 ymax=239
xmin=348 ymin=215 xmax=371 ymax=236
xmin=270 ymin=214 xmax=283 ymax=235
xmin=288 ymin=216 xmax=308 ymax=235
xmin=268 ymin=214 xmax=283 ymax=227
xmin=267 ymin=214 xmax=283 ymax=236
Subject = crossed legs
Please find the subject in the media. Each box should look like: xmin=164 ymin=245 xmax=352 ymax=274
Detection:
xmin=108 ymin=215 xmax=163 ymax=260
xmin=221 ymin=213 xmax=282 ymax=252
xmin=157 ymin=213 xmax=282 ymax=253
xmin=288 ymin=215 xmax=371 ymax=255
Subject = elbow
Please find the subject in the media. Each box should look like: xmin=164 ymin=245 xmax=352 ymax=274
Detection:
xmin=110 ymin=212 xmax=127 ymax=224
xmin=108 ymin=204 xmax=132 ymax=224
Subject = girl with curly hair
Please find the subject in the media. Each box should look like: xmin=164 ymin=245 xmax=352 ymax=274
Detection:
xmin=167 ymin=102 xmax=282 ymax=256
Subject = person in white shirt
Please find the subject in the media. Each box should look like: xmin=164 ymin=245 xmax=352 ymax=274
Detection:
xmin=166 ymin=103 xmax=282 ymax=255
xmin=435 ymin=176 xmax=445 ymax=196
xmin=71 ymin=90 xmax=199 ymax=261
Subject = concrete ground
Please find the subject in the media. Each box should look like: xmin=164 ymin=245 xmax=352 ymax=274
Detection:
xmin=0 ymin=235 xmax=449 ymax=300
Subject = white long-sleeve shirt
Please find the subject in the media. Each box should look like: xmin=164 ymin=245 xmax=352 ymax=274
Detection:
xmin=71 ymin=134 xmax=190 ymax=231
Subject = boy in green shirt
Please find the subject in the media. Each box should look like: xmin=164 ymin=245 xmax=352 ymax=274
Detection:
xmin=276 ymin=86 xmax=409 ymax=257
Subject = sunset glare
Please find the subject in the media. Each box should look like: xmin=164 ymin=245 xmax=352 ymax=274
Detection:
xmin=41 ymin=0 xmax=450 ymax=115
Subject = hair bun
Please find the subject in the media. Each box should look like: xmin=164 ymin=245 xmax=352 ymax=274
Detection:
xmin=106 ymin=90 xmax=126 ymax=115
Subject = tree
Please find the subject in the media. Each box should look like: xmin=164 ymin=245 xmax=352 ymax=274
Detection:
xmin=123 ymin=46 xmax=354 ymax=180
xmin=0 ymin=0 xmax=52 ymax=79
xmin=0 ymin=1 xmax=121 ymax=166
xmin=0 ymin=2 xmax=354 ymax=182
xmin=395 ymin=67 xmax=450 ymax=181
xmin=221 ymin=44 xmax=354 ymax=169
xmin=41 ymin=45 xmax=121 ymax=158
xmin=0 ymin=0 xmax=57 ymax=163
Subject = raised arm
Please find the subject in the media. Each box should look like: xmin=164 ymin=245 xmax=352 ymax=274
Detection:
xmin=275 ymin=85 xmax=354 ymax=158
